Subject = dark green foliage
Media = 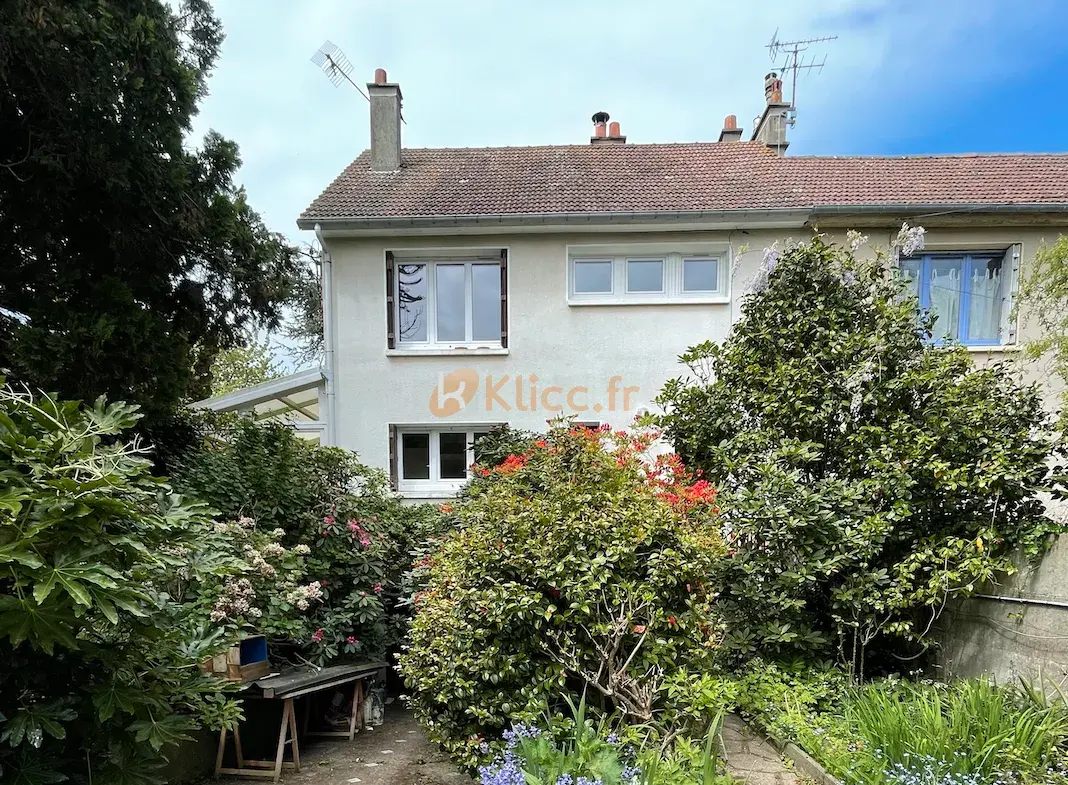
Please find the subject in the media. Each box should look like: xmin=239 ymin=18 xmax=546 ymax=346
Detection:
xmin=657 ymin=236 xmax=1060 ymax=672
xmin=0 ymin=0 xmax=299 ymax=421
xmin=0 ymin=388 xmax=242 ymax=784
xmin=471 ymin=424 xmax=538 ymax=469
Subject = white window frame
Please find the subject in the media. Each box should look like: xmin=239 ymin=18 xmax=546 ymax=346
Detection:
xmin=395 ymin=259 xmax=502 ymax=349
xmin=395 ymin=426 xmax=493 ymax=495
xmin=567 ymin=243 xmax=730 ymax=305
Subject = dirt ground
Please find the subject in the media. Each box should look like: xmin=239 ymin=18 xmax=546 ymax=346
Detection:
xmin=213 ymin=706 xmax=472 ymax=785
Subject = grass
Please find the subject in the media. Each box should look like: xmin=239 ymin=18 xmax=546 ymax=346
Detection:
xmin=799 ymin=678 xmax=1068 ymax=785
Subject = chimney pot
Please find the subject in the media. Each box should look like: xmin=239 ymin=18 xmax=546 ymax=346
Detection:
xmin=591 ymin=111 xmax=609 ymax=138
xmin=374 ymin=67 xmax=388 ymax=85
xmin=608 ymin=121 xmax=620 ymax=136
xmin=764 ymin=72 xmax=784 ymax=105
xmin=718 ymin=114 xmax=743 ymax=143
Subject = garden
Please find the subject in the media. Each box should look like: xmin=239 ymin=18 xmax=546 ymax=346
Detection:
xmin=3 ymin=228 xmax=1068 ymax=785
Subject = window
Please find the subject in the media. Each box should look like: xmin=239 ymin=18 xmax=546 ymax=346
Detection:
xmin=899 ymin=252 xmax=1010 ymax=346
xmin=392 ymin=428 xmax=490 ymax=493
xmin=626 ymin=259 xmax=664 ymax=293
xmin=568 ymin=250 xmax=727 ymax=304
xmin=574 ymin=260 xmax=613 ymax=293
xmin=389 ymin=254 xmax=505 ymax=349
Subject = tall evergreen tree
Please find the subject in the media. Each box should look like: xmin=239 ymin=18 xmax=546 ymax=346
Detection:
xmin=0 ymin=0 xmax=299 ymax=420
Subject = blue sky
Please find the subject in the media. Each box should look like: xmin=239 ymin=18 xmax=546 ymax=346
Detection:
xmin=191 ymin=0 xmax=1067 ymax=246
xmin=187 ymin=0 xmax=1066 ymax=366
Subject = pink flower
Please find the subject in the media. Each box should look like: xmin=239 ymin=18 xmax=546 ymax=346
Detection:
xmin=347 ymin=520 xmax=359 ymax=532
xmin=359 ymin=535 xmax=371 ymax=547
xmin=347 ymin=636 xmax=357 ymax=645
xmin=311 ymin=628 xmax=324 ymax=643
xmin=373 ymin=583 xmax=383 ymax=594
xmin=323 ymin=515 xmax=335 ymax=525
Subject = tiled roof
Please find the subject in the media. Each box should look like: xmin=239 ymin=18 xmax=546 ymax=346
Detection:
xmin=299 ymin=141 xmax=1068 ymax=222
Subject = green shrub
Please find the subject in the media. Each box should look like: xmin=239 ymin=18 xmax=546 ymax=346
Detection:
xmin=657 ymin=232 xmax=1061 ymax=671
xmin=170 ymin=416 xmax=441 ymax=662
xmin=0 ymin=388 xmax=242 ymax=783
xmin=399 ymin=424 xmax=727 ymax=765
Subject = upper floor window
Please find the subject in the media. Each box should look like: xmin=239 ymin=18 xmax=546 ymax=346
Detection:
xmin=567 ymin=248 xmax=727 ymax=305
xmin=899 ymin=252 xmax=1012 ymax=346
xmin=387 ymin=250 xmax=508 ymax=350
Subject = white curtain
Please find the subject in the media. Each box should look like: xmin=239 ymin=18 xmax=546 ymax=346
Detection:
xmin=968 ymin=264 xmax=1002 ymax=342
xmin=929 ymin=266 xmax=961 ymax=341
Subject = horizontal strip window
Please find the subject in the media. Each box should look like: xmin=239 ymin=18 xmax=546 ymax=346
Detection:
xmin=568 ymin=252 xmax=727 ymax=305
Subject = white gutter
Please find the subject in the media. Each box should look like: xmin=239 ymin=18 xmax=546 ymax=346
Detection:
xmin=314 ymin=223 xmax=338 ymax=447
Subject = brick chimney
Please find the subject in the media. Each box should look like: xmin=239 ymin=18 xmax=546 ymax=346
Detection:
xmin=590 ymin=112 xmax=626 ymax=144
xmin=368 ymin=68 xmax=402 ymax=171
xmin=750 ymin=72 xmax=790 ymax=156
xmin=718 ymin=114 xmax=743 ymax=142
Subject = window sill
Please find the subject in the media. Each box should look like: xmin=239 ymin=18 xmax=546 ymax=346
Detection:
xmin=568 ymin=296 xmax=729 ymax=307
xmin=386 ymin=347 xmax=509 ymax=357
xmin=397 ymin=488 xmax=461 ymax=500
xmin=963 ymin=344 xmax=1019 ymax=353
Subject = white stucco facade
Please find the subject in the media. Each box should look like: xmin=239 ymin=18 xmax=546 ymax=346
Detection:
xmin=320 ymin=223 xmax=1061 ymax=501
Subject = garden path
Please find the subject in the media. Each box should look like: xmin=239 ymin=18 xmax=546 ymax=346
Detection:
xmin=213 ymin=706 xmax=472 ymax=785
xmin=721 ymin=714 xmax=799 ymax=785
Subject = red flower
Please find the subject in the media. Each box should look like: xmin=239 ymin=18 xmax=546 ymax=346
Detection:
xmin=633 ymin=625 xmax=647 ymax=634
xmin=535 ymin=439 xmax=548 ymax=448
xmin=373 ymin=583 xmax=383 ymax=594
xmin=497 ymin=453 xmax=529 ymax=474
xmin=667 ymin=616 xmax=677 ymax=626
xmin=311 ymin=628 xmax=324 ymax=643
xmin=347 ymin=635 xmax=357 ymax=645
xmin=439 ymin=503 xmax=453 ymax=513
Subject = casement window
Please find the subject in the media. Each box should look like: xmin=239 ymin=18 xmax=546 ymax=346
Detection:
xmin=568 ymin=249 xmax=727 ymax=305
xmin=388 ymin=426 xmax=493 ymax=494
xmin=386 ymin=250 xmax=508 ymax=350
xmin=898 ymin=248 xmax=1018 ymax=347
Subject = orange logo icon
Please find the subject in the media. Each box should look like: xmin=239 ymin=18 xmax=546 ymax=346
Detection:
xmin=429 ymin=368 xmax=480 ymax=417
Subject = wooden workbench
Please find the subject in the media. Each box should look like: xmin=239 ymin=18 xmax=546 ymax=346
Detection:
xmin=214 ymin=661 xmax=387 ymax=781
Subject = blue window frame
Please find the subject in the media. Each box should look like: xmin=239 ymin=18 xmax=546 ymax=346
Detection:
xmin=899 ymin=253 xmax=1006 ymax=346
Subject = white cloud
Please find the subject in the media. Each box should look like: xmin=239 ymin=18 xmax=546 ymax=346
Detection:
xmin=190 ymin=0 xmax=1058 ymax=242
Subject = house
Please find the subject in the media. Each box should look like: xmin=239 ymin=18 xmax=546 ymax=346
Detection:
xmin=293 ymin=68 xmax=1068 ymax=505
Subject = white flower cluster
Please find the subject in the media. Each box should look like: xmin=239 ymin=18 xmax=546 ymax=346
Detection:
xmin=210 ymin=576 xmax=260 ymax=623
xmin=285 ymin=581 xmax=323 ymax=611
xmin=293 ymin=544 xmax=311 ymax=555
xmin=261 ymin=542 xmax=286 ymax=559
xmin=891 ymin=222 xmax=926 ymax=263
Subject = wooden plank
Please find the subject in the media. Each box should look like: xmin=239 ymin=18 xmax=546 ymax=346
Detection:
xmin=255 ymin=662 xmax=385 ymax=699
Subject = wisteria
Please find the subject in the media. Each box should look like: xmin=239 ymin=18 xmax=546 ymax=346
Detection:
xmin=891 ymin=221 xmax=926 ymax=263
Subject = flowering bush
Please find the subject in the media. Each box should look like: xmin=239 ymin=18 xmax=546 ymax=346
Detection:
xmin=171 ymin=416 xmax=444 ymax=662
xmin=399 ymin=423 xmax=727 ymax=765
xmin=658 ymin=232 xmax=1061 ymax=672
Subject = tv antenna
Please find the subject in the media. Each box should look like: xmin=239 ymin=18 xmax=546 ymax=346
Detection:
xmin=766 ymin=29 xmax=837 ymax=125
xmin=311 ymin=41 xmax=405 ymax=124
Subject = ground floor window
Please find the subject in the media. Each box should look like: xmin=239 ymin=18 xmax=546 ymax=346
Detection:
xmin=390 ymin=427 xmax=492 ymax=494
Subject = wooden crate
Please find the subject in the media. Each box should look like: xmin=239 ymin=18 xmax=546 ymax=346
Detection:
xmin=200 ymin=635 xmax=270 ymax=683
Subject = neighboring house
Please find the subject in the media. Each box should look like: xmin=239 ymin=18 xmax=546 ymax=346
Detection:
xmin=295 ymin=69 xmax=1068 ymax=505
